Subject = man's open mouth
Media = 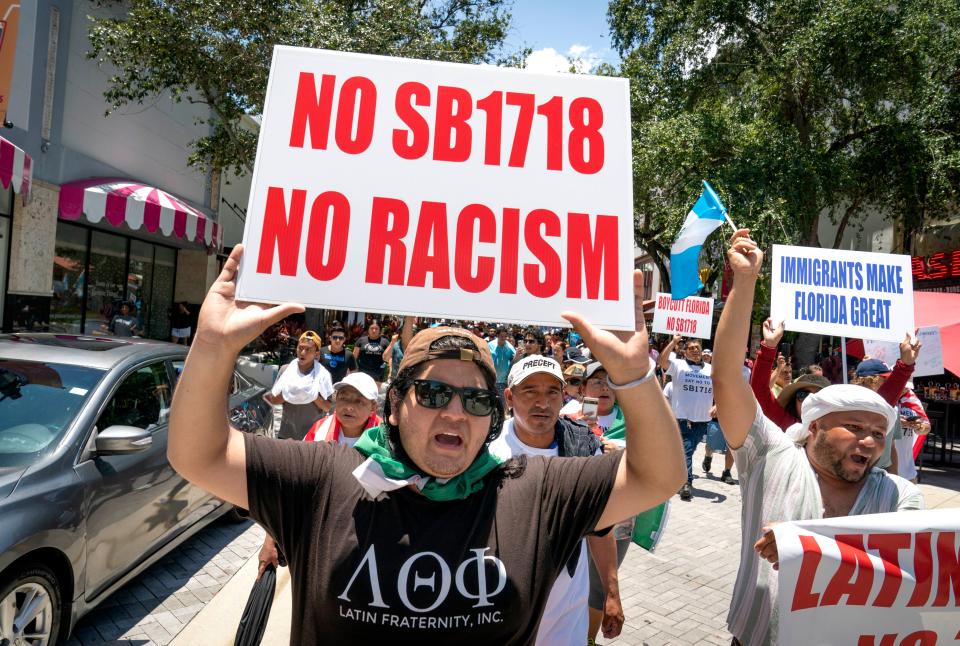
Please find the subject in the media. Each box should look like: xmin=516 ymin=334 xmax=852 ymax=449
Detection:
xmin=434 ymin=433 xmax=463 ymax=448
xmin=849 ymin=454 xmax=869 ymax=466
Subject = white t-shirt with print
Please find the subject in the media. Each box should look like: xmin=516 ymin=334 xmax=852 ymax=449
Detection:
xmin=489 ymin=418 xmax=591 ymax=646
xmin=666 ymin=353 xmax=713 ymax=422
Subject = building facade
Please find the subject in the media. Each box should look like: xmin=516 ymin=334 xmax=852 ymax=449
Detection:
xmin=1 ymin=1 xmax=236 ymax=337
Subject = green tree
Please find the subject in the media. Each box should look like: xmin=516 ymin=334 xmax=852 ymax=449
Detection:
xmin=88 ymin=0 xmax=516 ymax=175
xmin=609 ymin=0 xmax=960 ymax=296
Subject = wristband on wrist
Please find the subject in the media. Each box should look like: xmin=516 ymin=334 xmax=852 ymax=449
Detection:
xmin=606 ymin=360 xmax=658 ymax=390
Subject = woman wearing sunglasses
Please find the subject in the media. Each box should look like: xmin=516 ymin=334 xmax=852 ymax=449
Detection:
xmin=168 ymin=246 xmax=686 ymax=644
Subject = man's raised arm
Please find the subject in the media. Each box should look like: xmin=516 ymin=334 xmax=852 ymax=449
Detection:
xmin=564 ymin=271 xmax=686 ymax=530
xmin=712 ymin=229 xmax=764 ymax=450
xmin=168 ymin=245 xmax=304 ymax=509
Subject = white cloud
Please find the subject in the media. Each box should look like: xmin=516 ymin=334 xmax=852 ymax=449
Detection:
xmin=524 ymin=47 xmax=570 ymax=73
xmin=524 ymin=43 xmax=604 ymax=74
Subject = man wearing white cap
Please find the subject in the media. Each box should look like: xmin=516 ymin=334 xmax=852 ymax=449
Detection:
xmin=489 ymin=355 xmax=624 ymax=646
xmin=712 ymin=229 xmax=924 ymax=646
xmin=258 ymin=372 xmax=382 ymax=579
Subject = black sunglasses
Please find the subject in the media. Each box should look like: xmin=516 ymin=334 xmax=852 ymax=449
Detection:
xmin=524 ymin=338 xmax=538 ymax=344
xmin=412 ymin=379 xmax=496 ymax=417
xmin=795 ymin=389 xmax=813 ymax=402
xmin=331 ymin=335 xmax=345 ymax=341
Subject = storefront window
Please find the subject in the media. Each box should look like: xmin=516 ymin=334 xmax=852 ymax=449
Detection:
xmin=46 ymin=222 xmax=179 ymax=338
xmin=128 ymin=240 xmax=155 ymax=336
xmin=85 ymin=231 xmax=128 ymax=335
xmin=149 ymin=246 xmax=176 ymax=339
xmin=50 ymin=223 xmax=88 ymax=334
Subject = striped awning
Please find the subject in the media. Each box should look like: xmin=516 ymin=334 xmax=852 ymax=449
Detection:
xmin=58 ymin=178 xmax=223 ymax=251
xmin=0 ymin=135 xmax=32 ymax=204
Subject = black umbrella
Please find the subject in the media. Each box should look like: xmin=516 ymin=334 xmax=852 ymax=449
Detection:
xmin=234 ymin=564 xmax=277 ymax=646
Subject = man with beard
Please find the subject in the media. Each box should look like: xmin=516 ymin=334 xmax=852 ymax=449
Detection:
xmin=712 ymin=229 xmax=923 ymax=646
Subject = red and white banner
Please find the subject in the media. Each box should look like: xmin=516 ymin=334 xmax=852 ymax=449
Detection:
xmin=651 ymin=292 xmax=713 ymax=339
xmin=236 ymin=47 xmax=634 ymax=329
xmin=774 ymin=509 xmax=960 ymax=646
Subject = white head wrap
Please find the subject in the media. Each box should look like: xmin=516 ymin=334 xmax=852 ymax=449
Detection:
xmin=791 ymin=384 xmax=897 ymax=445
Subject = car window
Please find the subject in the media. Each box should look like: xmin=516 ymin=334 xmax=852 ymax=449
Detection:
xmin=171 ymin=360 xmax=184 ymax=388
xmin=0 ymin=360 xmax=106 ymax=467
xmin=98 ymin=362 xmax=172 ymax=431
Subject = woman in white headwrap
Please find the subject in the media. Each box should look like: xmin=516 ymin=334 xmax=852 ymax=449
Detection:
xmin=264 ymin=330 xmax=334 ymax=440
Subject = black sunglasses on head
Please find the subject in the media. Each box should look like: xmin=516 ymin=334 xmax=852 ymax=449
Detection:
xmin=795 ymin=389 xmax=813 ymax=402
xmin=412 ymin=379 xmax=496 ymax=416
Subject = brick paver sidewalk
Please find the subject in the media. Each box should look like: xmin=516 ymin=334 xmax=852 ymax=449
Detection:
xmin=66 ymin=520 xmax=265 ymax=646
xmin=606 ymin=444 xmax=741 ymax=646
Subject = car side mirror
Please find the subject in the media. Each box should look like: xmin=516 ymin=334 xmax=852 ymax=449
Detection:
xmin=95 ymin=425 xmax=153 ymax=455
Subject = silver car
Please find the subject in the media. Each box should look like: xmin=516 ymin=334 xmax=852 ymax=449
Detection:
xmin=0 ymin=333 xmax=273 ymax=645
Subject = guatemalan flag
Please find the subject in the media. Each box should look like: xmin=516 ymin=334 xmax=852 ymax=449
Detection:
xmin=670 ymin=181 xmax=729 ymax=300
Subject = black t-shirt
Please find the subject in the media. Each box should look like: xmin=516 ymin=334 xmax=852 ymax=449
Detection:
xmin=355 ymin=335 xmax=389 ymax=380
xmin=244 ymin=435 xmax=620 ymax=645
xmin=318 ymin=345 xmax=357 ymax=383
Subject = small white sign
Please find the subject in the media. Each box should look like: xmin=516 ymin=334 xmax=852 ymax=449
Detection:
xmin=236 ymin=46 xmax=635 ymax=329
xmin=651 ymin=292 xmax=714 ymax=340
xmin=770 ymin=245 xmax=915 ymax=343
xmin=862 ymin=327 xmax=942 ymax=377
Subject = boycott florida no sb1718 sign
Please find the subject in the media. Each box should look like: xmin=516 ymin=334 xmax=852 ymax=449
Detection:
xmin=235 ymin=46 xmax=635 ymax=329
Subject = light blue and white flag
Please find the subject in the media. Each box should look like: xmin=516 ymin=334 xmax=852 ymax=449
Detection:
xmin=670 ymin=181 xmax=730 ymax=300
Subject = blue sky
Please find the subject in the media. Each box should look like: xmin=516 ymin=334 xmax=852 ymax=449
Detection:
xmin=504 ymin=1 xmax=617 ymax=73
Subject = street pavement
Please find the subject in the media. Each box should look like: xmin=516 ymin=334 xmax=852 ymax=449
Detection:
xmin=69 ymin=442 xmax=960 ymax=646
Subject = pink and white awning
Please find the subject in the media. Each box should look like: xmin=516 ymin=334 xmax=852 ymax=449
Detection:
xmin=0 ymin=135 xmax=33 ymax=204
xmin=58 ymin=178 xmax=223 ymax=251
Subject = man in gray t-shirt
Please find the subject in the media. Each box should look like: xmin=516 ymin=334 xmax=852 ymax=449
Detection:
xmin=712 ymin=229 xmax=924 ymax=645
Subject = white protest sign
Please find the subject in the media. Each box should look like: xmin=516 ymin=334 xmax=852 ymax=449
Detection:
xmin=771 ymin=245 xmax=915 ymax=343
xmin=651 ymin=292 xmax=714 ymax=340
xmin=236 ymin=47 xmax=635 ymax=329
xmin=862 ymin=326 xmax=944 ymax=377
xmin=914 ymin=327 xmax=945 ymax=377
xmin=774 ymin=509 xmax=960 ymax=646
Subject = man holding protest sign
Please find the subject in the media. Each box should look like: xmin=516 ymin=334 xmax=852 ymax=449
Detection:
xmin=168 ymin=247 xmax=685 ymax=643
xmin=712 ymin=230 xmax=924 ymax=646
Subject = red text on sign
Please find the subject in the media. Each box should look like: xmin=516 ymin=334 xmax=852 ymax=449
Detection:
xmin=289 ymin=73 xmax=377 ymax=154
xmin=363 ymin=196 xmax=619 ymax=300
xmin=255 ymin=187 xmax=351 ymax=281
xmin=392 ymin=84 xmax=605 ymax=173
xmin=789 ymin=531 xmax=960 ymax=611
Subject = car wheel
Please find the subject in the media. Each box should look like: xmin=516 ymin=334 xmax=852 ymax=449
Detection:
xmin=0 ymin=564 xmax=62 ymax=646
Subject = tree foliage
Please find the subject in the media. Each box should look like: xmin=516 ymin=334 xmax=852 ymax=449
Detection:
xmin=608 ymin=0 xmax=960 ymax=292
xmin=88 ymin=0 xmax=516 ymax=175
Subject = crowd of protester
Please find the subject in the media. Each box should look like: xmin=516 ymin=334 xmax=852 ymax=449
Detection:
xmin=167 ymin=234 xmax=933 ymax=645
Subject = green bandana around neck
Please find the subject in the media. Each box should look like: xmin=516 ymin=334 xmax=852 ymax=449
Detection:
xmin=600 ymin=405 xmax=627 ymax=440
xmin=354 ymin=424 xmax=503 ymax=502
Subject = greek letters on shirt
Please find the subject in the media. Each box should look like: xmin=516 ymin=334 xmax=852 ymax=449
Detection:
xmin=336 ymin=545 xmax=508 ymax=628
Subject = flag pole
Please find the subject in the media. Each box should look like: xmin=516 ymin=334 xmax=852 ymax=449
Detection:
xmin=722 ymin=210 xmax=738 ymax=231
xmin=841 ymin=336 xmax=849 ymax=385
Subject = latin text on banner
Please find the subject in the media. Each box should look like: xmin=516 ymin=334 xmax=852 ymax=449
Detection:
xmin=774 ymin=509 xmax=960 ymax=646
